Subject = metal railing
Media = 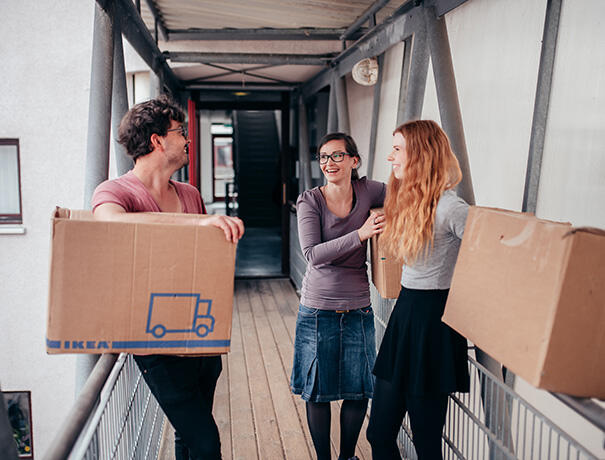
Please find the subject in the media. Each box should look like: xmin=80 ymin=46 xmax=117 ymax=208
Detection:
xmin=370 ymin=283 xmax=604 ymax=460
xmin=46 ymin=354 xmax=165 ymax=460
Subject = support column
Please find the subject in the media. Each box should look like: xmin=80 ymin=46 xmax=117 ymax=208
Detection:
xmin=424 ymin=6 xmax=474 ymax=205
xmin=83 ymin=1 xmax=114 ymax=208
xmin=397 ymin=19 xmax=430 ymax=125
xmin=79 ymin=0 xmax=115 ymax=395
xmin=334 ymin=75 xmax=350 ymax=134
xmin=327 ymin=76 xmax=338 ymax=133
xmin=298 ymin=96 xmax=313 ymax=192
xmin=112 ymin=17 xmax=132 ymax=176
xmin=366 ymin=54 xmax=384 ymax=180
xmin=522 ymin=0 xmax=562 ymax=213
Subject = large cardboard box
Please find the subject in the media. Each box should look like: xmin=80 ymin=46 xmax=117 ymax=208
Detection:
xmin=443 ymin=207 xmax=605 ymax=398
xmin=47 ymin=208 xmax=236 ymax=355
xmin=369 ymin=209 xmax=402 ymax=299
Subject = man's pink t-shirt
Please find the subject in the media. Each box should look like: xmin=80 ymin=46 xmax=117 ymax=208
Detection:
xmin=91 ymin=170 xmax=206 ymax=214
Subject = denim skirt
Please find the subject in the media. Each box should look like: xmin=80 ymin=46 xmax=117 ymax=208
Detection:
xmin=290 ymin=304 xmax=376 ymax=402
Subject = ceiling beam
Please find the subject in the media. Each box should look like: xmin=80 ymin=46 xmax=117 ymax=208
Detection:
xmin=426 ymin=0 xmax=471 ymax=17
xmin=114 ymin=0 xmax=181 ymax=94
xmin=340 ymin=0 xmax=391 ymax=40
xmin=143 ymin=0 xmax=168 ymax=41
xmin=168 ymin=28 xmax=367 ymax=41
xmin=302 ymin=1 xmax=421 ymax=97
xmin=166 ymin=51 xmax=335 ymax=66
xmin=188 ymin=83 xmax=296 ymax=91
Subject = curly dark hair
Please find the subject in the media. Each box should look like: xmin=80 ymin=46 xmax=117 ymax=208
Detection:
xmin=117 ymin=95 xmax=185 ymax=161
xmin=317 ymin=132 xmax=362 ymax=180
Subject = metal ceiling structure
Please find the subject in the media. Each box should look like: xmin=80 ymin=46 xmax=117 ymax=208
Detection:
xmin=111 ymin=0 xmax=468 ymax=94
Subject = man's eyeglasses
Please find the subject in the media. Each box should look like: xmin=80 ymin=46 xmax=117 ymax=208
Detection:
xmin=166 ymin=126 xmax=188 ymax=138
xmin=317 ymin=151 xmax=353 ymax=164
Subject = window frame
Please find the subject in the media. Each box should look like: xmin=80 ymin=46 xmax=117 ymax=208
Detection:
xmin=0 ymin=138 xmax=23 ymax=224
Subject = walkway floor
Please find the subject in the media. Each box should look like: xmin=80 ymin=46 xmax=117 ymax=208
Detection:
xmin=160 ymin=278 xmax=374 ymax=459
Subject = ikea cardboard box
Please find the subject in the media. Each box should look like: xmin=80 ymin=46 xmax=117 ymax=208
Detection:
xmin=369 ymin=209 xmax=402 ymax=299
xmin=443 ymin=206 xmax=605 ymax=398
xmin=47 ymin=208 xmax=236 ymax=355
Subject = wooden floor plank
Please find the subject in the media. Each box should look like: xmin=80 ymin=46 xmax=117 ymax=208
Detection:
xmin=250 ymin=280 xmax=313 ymax=460
xmin=210 ymin=279 xmax=375 ymax=460
xmin=238 ymin=281 xmax=285 ymax=459
xmin=228 ymin=286 xmax=259 ymax=460
xmin=273 ymin=279 xmax=374 ymax=459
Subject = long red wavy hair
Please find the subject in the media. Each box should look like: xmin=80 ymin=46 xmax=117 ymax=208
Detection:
xmin=382 ymin=120 xmax=462 ymax=265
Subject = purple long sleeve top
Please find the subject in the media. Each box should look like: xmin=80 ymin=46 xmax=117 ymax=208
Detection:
xmin=297 ymin=177 xmax=386 ymax=310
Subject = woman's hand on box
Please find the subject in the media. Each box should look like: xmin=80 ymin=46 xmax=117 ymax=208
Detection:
xmin=199 ymin=215 xmax=245 ymax=243
xmin=357 ymin=211 xmax=385 ymax=242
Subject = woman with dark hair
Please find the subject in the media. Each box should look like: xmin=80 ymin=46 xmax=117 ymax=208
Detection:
xmin=366 ymin=120 xmax=470 ymax=459
xmin=291 ymin=132 xmax=386 ymax=460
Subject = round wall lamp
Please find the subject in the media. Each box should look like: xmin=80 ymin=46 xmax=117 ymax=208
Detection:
xmin=352 ymin=57 xmax=379 ymax=86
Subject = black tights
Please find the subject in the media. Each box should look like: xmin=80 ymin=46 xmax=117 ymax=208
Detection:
xmin=306 ymin=399 xmax=368 ymax=460
xmin=367 ymin=378 xmax=448 ymax=460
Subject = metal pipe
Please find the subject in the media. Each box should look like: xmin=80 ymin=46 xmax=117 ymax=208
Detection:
xmin=340 ymin=0 xmax=391 ymax=41
xmin=45 ymin=354 xmax=119 ymax=460
xmin=166 ymin=51 xmax=335 ymax=66
xmin=522 ymin=0 xmax=562 ymax=213
xmin=112 ymin=19 xmax=133 ymax=176
xmin=334 ymin=75 xmax=350 ymax=133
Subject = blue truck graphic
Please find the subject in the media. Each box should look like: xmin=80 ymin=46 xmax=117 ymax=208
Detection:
xmin=146 ymin=293 xmax=215 ymax=339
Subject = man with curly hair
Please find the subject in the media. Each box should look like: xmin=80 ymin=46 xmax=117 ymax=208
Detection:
xmin=92 ymin=95 xmax=243 ymax=460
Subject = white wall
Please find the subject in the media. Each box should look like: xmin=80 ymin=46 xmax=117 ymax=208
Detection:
xmin=345 ymin=74 xmax=373 ymax=178
xmin=536 ymin=0 xmax=605 ymax=228
xmin=0 ymin=0 xmax=95 ymax=456
xmin=428 ymin=0 xmax=547 ymax=210
xmin=372 ymin=42 xmax=405 ymax=184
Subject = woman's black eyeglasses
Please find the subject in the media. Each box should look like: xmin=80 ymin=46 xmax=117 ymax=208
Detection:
xmin=317 ymin=151 xmax=353 ymax=164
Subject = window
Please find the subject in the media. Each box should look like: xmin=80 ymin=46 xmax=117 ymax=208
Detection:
xmin=0 ymin=139 xmax=23 ymax=224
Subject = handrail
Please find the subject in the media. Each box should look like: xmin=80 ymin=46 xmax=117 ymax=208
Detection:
xmin=44 ymin=354 xmax=119 ymax=460
xmin=552 ymin=393 xmax=605 ymax=432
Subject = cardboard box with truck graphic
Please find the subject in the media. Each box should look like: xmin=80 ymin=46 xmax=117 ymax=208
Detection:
xmin=47 ymin=208 xmax=236 ymax=355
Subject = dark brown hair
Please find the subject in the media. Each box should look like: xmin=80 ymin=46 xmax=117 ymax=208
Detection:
xmin=317 ymin=132 xmax=362 ymax=181
xmin=117 ymin=95 xmax=185 ymax=161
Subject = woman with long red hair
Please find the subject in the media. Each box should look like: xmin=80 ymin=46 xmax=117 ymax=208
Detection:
xmin=366 ymin=120 xmax=470 ymax=459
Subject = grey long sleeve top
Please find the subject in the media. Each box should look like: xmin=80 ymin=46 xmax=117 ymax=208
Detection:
xmin=402 ymin=190 xmax=469 ymax=289
xmin=297 ymin=177 xmax=386 ymax=309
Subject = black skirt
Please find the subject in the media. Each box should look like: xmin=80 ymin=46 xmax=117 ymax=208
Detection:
xmin=373 ymin=287 xmax=470 ymax=395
